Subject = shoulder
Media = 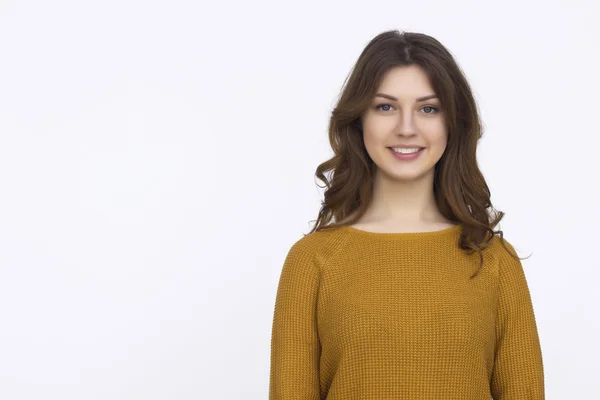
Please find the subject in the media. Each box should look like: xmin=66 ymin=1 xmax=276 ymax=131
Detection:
xmin=487 ymin=233 xmax=520 ymax=260
xmin=485 ymin=233 xmax=528 ymax=278
xmin=284 ymin=226 xmax=349 ymax=272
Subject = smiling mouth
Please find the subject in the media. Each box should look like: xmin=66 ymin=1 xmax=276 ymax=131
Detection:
xmin=388 ymin=147 xmax=425 ymax=159
xmin=388 ymin=147 xmax=425 ymax=153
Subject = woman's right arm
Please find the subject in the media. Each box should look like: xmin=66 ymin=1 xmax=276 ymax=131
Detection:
xmin=269 ymin=239 xmax=322 ymax=400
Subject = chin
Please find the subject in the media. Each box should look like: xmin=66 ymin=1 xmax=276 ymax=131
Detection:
xmin=378 ymin=167 xmax=429 ymax=182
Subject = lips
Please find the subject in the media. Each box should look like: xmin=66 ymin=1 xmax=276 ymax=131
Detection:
xmin=388 ymin=147 xmax=424 ymax=153
xmin=388 ymin=147 xmax=424 ymax=160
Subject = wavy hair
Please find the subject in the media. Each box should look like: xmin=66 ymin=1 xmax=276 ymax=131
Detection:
xmin=305 ymin=30 xmax=529 ymax=278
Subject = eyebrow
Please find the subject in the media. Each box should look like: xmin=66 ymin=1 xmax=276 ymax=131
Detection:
xmin=375 ymin=93 xmax=438 ymax=102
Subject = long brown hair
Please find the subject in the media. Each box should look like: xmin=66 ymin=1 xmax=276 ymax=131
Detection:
xmin=305 ymin=30 xmax=529 ymax=277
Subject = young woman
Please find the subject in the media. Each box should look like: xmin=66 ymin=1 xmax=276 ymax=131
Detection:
xmin=269 ymin=30 xmax=544 ymax=399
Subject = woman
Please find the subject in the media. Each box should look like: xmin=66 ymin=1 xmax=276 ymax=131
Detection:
xmin=269 ymin=30 xmax=544 ymax=399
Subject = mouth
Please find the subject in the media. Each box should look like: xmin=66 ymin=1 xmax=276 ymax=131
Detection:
xmin=388 ymin=147 xmax=425 ymax=160
xmin=387 ymin=146 xmax=425 ymax=152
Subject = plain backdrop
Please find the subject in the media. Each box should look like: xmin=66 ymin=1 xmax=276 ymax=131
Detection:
xmin=0 ymin=0 xmax=598 ymax=399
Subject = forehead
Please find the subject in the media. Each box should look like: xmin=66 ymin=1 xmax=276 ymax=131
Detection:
xmin=376 ymin=65 xmax=435 ymax=98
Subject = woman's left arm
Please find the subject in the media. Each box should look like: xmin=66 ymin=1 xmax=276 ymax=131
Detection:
xmin=490 ymin=240 xmax=545 ymax=399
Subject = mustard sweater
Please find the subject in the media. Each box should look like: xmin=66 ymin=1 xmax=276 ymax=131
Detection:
xmin=269 ymin=224 xmax=544 ymax=399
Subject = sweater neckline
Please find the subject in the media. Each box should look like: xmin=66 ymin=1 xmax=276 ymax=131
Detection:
xmin=340 ymin=223 xmax=462 ymax=239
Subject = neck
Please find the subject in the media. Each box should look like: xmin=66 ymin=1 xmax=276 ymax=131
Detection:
xmin=364 ymin=167 xmax=443 ymax=224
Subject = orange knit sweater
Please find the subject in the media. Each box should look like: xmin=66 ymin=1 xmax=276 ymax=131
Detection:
xmin=269 ymin=224 xmax=544 ymax=399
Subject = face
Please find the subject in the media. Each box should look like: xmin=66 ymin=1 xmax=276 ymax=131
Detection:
xmin=361 ymin=65 xmax=448 ymax=182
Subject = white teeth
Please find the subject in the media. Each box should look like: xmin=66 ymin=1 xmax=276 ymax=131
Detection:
xmin=391 ymin=147 xmax=422 ymax=154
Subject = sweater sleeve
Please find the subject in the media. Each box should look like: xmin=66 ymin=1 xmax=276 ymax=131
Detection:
xmin=269 ymin=238 xmax=321 ymax=400
xmin=490 ymin=240 xmax=545 ymax=399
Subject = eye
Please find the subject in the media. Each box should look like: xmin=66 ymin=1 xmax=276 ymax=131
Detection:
xmin=375 ymin=103 xmax=440 ymax=114
xmin=375 ymin=103 xmax=394 ymax=112
xmin=422 ymin=105 xmax=439 ymax=114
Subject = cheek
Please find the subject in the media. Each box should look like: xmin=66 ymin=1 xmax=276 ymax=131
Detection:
xmin=422 ymin=119 xmax=446 ymax=134
xmin=431 ymin=132 xmax=447 ymax=146
xmin=362 ymin=129 xmax=384 ymax=148
xmin=424 ymin=121 xmax=447 ymax=143
xmin=362 ymin=133 xmax=376 ymax=157
xmin=427 ymin=134 xmax=448 ymax=157
xmin=363 ymin=134 xmax=392 ymax=163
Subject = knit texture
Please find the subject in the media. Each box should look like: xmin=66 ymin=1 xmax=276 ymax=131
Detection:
xmin=269 ymin=224 xmax=544 ymax=399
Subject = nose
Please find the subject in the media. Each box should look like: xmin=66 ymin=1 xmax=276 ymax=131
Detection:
xmin=393 ymin=110 xmax=418 ymax=136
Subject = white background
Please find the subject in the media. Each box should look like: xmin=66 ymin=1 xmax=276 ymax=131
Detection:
xmin=0 ymin=0 xmax=598 ymax=399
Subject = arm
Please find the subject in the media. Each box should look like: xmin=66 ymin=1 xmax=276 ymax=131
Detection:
xmin=269 ymin=238 xmax=321 ymax=400
xmin=491 ymin=240 xmax=545 ymax=399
